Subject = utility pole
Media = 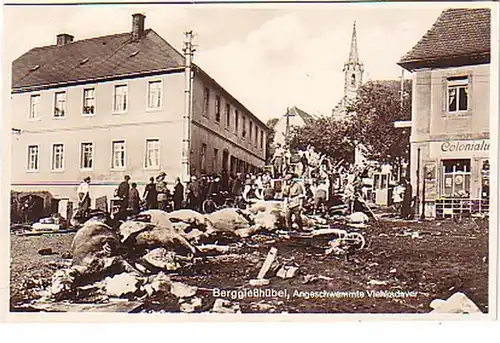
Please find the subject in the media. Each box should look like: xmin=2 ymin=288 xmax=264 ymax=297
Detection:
xmin=284 ymin=107 xmax=291 ymax=146
xmin=416 ymin=147 xmax=421 ymax=220
xmin=182 ymin=31 xmax=195 ymax=183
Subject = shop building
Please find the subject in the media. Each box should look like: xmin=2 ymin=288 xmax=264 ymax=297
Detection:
xmin=398 ymin=8 xmax=491 ymax=218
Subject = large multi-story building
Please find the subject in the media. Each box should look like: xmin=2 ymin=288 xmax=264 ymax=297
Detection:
xmin=398 ymin=8 xmax=491 ymax=218
xmin=11 ymin=13 xmax=267 ymax=208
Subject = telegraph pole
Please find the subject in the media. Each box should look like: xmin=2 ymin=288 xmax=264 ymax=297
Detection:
xmin=285 ymin=107 xmax=291 ymax=146
xmin=182 ymin=31 xmax=195 ymax=183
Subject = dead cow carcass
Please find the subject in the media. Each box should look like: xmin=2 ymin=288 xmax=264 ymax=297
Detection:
xmin=206 ymin=208 xmax=259 ymax=237
xmin=119 ymin=220 xmax=197 ymax=257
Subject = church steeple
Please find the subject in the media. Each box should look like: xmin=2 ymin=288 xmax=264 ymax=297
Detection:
xmin=348 ymin=21 xmax=359 ymax=63
xmin=343 ymin=21 xmax=364 ymax=102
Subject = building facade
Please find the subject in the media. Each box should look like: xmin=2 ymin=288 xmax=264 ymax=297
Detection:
xmin=11 ymin=14 xmax=267 ymax=207
xmin=398 ymin=8 xmax=491 ymax=217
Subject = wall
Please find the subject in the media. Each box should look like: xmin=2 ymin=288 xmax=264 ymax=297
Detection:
xmin=189 ymin=73 xmax=266 ymax=175
xmin=11 ymin=71 xmax=186 ymax=204
xmin=409 ymin=63 xmax=490 ymax=205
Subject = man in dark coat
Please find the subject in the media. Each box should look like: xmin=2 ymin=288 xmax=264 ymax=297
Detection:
xmin=173 ymin=177 xmax=184 ymax=210
xmin=143 ymin=177 xmax=158 ymax=209
xmin=401 ymin=179 xmax=413 ymax=220
xmin=117 ymin=175 xmax=130 ymax=213
xmin=128 ymin=182 xmax=141 ymax=215
xmin=186 ymin=175 xmax=200 ymax=211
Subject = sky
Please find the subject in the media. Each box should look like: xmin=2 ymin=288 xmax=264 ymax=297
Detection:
xmin=2 ymin=1 xmax=476 ymax=122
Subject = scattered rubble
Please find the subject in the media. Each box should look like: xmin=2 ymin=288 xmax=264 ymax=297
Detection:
xmin=141 ymin=248 xmax=180 ymax=271
xmin=276 ymin=265 xmax=299 ymax=279
xmin=211 ymin=298 xmax=241 ymax=314
xmin=170 ymin=282 xmax=198 ymax=298
xmin=105 ymin=272 xmax=143 ymax=298
xmin=430 ymin=292 xmax=482 ymax=314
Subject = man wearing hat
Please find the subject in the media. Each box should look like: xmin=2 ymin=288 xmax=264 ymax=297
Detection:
xmin=282 ymin=172 xmax=305 ymax=231
xmin=77 ymin=176 xmax=91 ymax=219
xmin=156 ymin=172 xmax=170 ymax=211
xmin=117 ymin=175 xmax=131 ymax=213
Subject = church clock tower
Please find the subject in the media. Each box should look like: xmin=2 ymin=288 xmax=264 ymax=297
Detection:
xmin=343 ymin=21 xmax=364 ymax=102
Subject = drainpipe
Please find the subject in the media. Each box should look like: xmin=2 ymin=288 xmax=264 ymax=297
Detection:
xmin=182 ymin=31 xmax=195 ymax=183
xmin=416 ymin=147 xmax=421 ymax=219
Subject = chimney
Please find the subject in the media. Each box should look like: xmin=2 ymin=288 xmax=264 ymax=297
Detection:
xmin=57 ymin=33 xmax=74 ymax=46
xmin=132 ymin=13 xmax=146 ymax=40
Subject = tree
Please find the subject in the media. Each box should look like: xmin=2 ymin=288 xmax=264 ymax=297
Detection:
xmin=347 ymin=80 xmax=412 ymax=165
xmin=265 ymin=117 xmax=279 ymax=163
xmin=289 ymin=116 xmax=355 ymax=164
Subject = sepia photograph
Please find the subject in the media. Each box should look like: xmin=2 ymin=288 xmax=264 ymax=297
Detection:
xmin=1 ymin=0 xmax=498 ymax=318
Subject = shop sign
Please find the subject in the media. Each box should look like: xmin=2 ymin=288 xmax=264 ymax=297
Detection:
xmin=430 ymin=139 xmax=490 ymax=158
xmin=440 ymin=140 xmax=489 ymax=153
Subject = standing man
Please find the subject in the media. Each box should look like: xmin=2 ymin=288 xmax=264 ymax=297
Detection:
xmin=156 ymin=172 xmax=169 ymax=212
xmin=143 ymin=177 xmax=158 ymax=210
xmin=271 ymin=143 xmax=285 ymax=178
xmin=186 ymin=175 xmax=200 ymax=211
xmin=77 ymin=176 xmax=91 ymax=219
xmin=282 ymin=172 xmax=305 ymax=231
xmin=401 ymin=179 xmax=413 ymax=220
xmin=128 ymin=182 xmax=141 ymax=215
xmin=173 ymin=177 xmax=185 ymax=210
xmin=117 ymin=175 xmax=131 ymax=213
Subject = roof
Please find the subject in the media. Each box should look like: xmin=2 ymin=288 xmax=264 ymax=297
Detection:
xmin=398 ymin=8 xmax=491 ymax=70
xmin=12 ymin=29 xmax=185 ymax=92
xmin=289 ymin=106 xmax=314 ymax=125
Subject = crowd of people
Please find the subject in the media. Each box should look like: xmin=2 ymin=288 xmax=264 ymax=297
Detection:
xmin=75 ymin=148 xmax=415 ymax=226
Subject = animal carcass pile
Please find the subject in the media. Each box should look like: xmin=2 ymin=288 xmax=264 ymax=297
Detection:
xmin=31 ymin=201 xmax=369 ymax=312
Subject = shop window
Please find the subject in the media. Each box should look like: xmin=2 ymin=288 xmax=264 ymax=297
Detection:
xmin=447 ymin=77 xmax=468 ymax=113
xmin=441 ymin=159 xmax=471 ymax=198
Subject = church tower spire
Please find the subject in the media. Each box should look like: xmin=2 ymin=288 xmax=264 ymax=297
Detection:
xmin=348 ymin=21 xmax=359 ymax=63
xmin=343 ymin=21 xmax=364 ymax=102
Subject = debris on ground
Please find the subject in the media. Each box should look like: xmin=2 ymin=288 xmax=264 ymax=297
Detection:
xmin=170 ymin=282 xmax=198 ymax=298
xmin=141 ymin=248 xmax=180 ymax=271
xmin=180 ymin=297 xmax=203 ymax=313
xmin=367 ymin=279 xmax=388 ymax=286
xmin=211 ymin=298 xmax=241 ymax=314
xmin=105 ymin=272 xmax=143 ymax=298
xmin=38 ymin=248 xmax=55 ymax=255
xmin=430 ymin=292 xmax=482 ymax=314
xmin=250 ymin=247 xmax=278 ymax=286
xmin=276 ymin=264 xmax=299 ymax=279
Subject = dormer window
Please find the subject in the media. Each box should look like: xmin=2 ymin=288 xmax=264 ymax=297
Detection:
xmin=130 ymin=50 xmax=139 ymax=57
xmin=79 ymin=58 xmax=89 ymax=65
xmin=30 ymin=65 xmax=40 ymax=72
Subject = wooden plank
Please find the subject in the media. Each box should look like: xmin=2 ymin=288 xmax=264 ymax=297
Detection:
xmin=16 ymin=228 xmax=78 ymax=236
xmin=256 ymin=247 xmax=278 ymax=279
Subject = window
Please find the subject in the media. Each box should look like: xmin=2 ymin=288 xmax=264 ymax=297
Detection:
xmin=52 ymin=144 xmax=64 ymax=170
xmin=242 ymin=116 xmax=247 ymax=138
xmin=80 ymin=142 xmax=93 ymax=169
xmin=235 ymin=110 xmax=239 ymax=133
xmin=145 ymin=139 xmax=160 ymax=169
xmin=213 ymin=148 xmax=219 ymax=172
xmin=447 ymin=77 xmax=468 ymax=113
xmin=83 ymin=88 xmax=95 ymax=115
xmin=260 ymin=129 xmax=264 ymax=149
xmin=203 ymin=87 xmax=210 ymax=117
xmin=441 ymin=159 xmax=471 ymax=197
xmin=255 ymin=126 xmax=259 ymax=146
xmin=215 ymin=96 xmax=221 ymax=122
xmin=29 ymin=95 xmax=40 ymax=120
xmin=147 ymin=80 xmax=162 ymax=110
xmin=112 ymin=140 xmax=126 ymax=169
xmin=54 ymin=91 xmax=66 ymax=118
xmin=200 ymin=143 xmax=207 ymax=173
xmin=113 ymin=85 xmax=128 ymax=113
xmin=27 ymin=145 xmax=39 ymax=171
xmin=351 ymin=73 xmax=356 ymax=86
xmin=225 ymin=103 xmax=231 ymax=128
xmin=249 ymin=122 xmax=253 ymax=142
